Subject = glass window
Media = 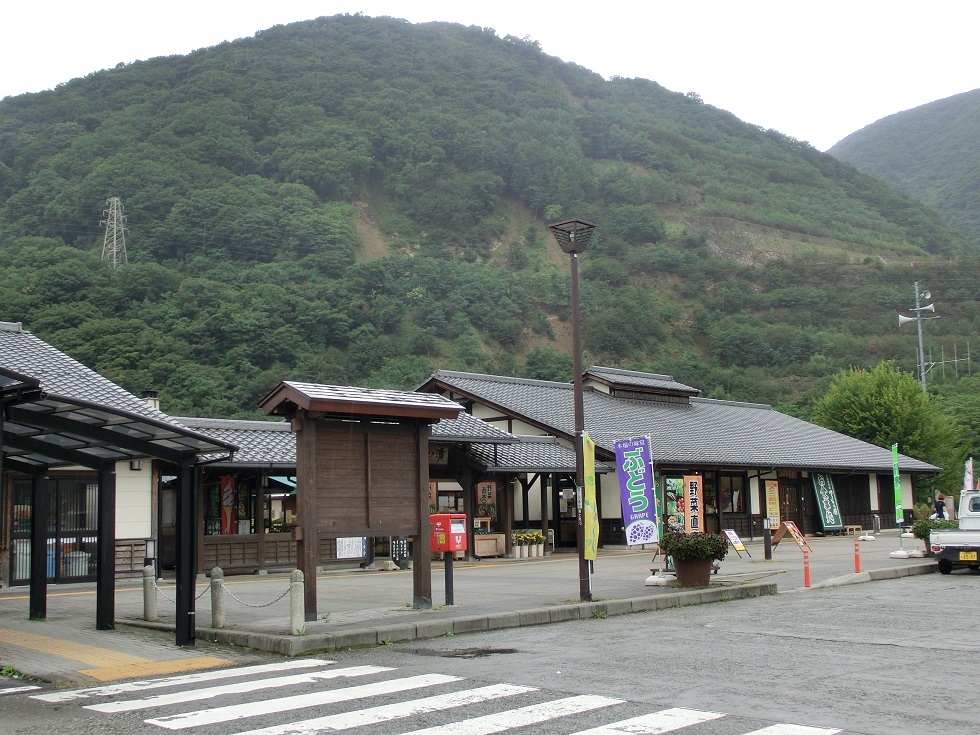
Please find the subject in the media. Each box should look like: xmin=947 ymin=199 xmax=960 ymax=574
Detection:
xmin=720 ymin=474 xmax=746 ymax=513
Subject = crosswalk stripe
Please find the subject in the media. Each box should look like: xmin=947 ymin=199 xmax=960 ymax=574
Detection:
xmin=742 ymin=725 xmax=842 ymax=734
xmin=146 ymin=673 xmax=463 ymax=730
xmin=390 ymin=694 xmax=625 ymax=735
xmin=569 ymin=706 xmax=726 ymax=734
xmin=86 ymin=665 xmax=392 ymax=713
xmin=34 ymin=659 xmax=334 ymax=703
xmin=228 ymin=683 xmax=537 ymax=735
xmin=0 ymin=685 xmax=41 ymax=694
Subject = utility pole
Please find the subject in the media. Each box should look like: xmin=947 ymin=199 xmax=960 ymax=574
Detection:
xmin=100 ymin=197 xmax=128 ymax=268
xmin=898 ymin=282 xmax=938 ymax=392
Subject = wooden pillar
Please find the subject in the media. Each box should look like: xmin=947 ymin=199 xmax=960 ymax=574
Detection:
xmin=175 ymin=458 xmax=197 ymax=646
xmin=295 ymin=415 xmax=319 ymax=621
xmin=96 ymin=461 xmax=116 ymax=630
xmin=412 ymin=422 xmax=432 ymax=609
xmin=29 ymin=470 xmax=48 ymax=620
xmin=254 ymin=477 xmax=266 ymax=570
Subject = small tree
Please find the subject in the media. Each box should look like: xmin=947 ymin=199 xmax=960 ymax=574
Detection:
xmin=810 ymin=361 xmax=965 ymax=500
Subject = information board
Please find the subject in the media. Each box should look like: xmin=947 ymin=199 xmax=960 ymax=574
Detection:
xmin=723 ymin=528 xmax=751 ymax=558
xmin=771 ymin=521 xmax=811 ymax=553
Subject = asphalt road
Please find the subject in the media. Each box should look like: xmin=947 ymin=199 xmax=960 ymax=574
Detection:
xmin=4 ymin=569 xmax=976 ymax=735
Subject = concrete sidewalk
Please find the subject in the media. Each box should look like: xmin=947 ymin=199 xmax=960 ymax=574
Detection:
xmin=0 ymin=531 xmax=935 ymax=685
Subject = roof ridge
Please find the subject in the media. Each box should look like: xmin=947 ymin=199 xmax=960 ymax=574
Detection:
xmin=432 ymin=369 xmax=571 ymax=390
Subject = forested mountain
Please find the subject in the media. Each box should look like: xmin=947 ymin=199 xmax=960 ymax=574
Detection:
xmin=829 ymin=88 xmax=980 ymax=244
xmin=1 ymin=13 xmax=978 ymax=425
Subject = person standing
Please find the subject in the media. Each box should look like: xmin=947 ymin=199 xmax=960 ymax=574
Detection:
xmin=935 ymin=494 xmax=949 ymax=520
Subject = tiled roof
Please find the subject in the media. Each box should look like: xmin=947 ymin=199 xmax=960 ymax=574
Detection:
xmin=0 ymin=322 xmax=182 ymax=426
xmin=174 ymin=418 xmax=295 ymax=466
xmin=176 ymin=411 xmax=517 ymax=468
xmin=260 ymin=380 xmax=463 ymax=420
xmin=0 ymin=322 xmax=236 ymax=465
xmin=423 ymin=370 xmax=939 ymax=474
xmin=431 ymin=410 xmax=516 ymax=443
xmin=468 ymin=437 xmax=611 ymax=474
xmin=585 ymin=366 xmax=700 ymax=395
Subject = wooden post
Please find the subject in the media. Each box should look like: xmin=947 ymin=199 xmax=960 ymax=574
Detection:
xmin=413 ymin=421 xmax=432 ymax=609
xmin=295 ymin=415 xmax=319 ymax=621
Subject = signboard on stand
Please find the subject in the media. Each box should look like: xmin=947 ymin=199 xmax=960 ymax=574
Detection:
xmin=771 ymin=520 xmax=811 ymax=552
xmin=765 ymin=479 xmax=780 ymax=528
xmin=723 ymin=529 xmax=750 ymax=558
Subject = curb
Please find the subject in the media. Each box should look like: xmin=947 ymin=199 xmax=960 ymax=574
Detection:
xmin=797 ymin=560 xmax=936 ymax=591
xmin=121 ymin=582 xmax=777 ymax=656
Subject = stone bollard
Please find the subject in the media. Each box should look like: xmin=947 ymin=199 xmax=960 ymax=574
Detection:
xmin=143 ymin=565 xmax=158 ymax=622
xmin=289 ymin=569 xmax=305 ymax=636
xmin=211 ymin=567 xmax=225 ymax=629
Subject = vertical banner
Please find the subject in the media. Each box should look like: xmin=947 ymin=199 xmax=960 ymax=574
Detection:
xmin=683 ymin=475 xmax=703 ymax=533
xmin=965 ymin=457 xmax=974 ymax=494
xmin=220 ymin=475 xmax=236 ymax=535
xmin=614 ymin=437 xmax=659 ymax=546
xmin=892 ymin=443 xmax=902 ymax=526
xmin=583 ymin=433 xmax=599 ymax=560
xmin=810 ymin=473 xmax=844 ymax=531
xmin=765 ymin=479 xmax=780 ymax=528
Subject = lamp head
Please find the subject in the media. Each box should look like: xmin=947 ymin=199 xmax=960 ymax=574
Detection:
xmin=547 ymin=219 xmax=597 ymax=255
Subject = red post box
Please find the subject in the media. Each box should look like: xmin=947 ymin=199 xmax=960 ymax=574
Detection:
xmin=430 ymin=513 xmax=467 ymax=552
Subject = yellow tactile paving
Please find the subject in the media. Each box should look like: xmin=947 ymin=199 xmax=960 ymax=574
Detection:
xmin=0 ymin=627 xmax=232 ymax=682
xmin=80 ymin=656 xmax=234 ymax=682
xmin=0 ymin=627 xmax=147 ymax=666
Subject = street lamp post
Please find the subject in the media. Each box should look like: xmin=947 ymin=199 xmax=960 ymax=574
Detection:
xmin=547 ymin=218 xmax=596 ymax=602
xmin=898 ymin=281 xmax=938 ymax=392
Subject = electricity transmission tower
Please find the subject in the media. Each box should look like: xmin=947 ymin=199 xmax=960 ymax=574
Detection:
xmin=100 ymin=197 xmax=128 ymax=268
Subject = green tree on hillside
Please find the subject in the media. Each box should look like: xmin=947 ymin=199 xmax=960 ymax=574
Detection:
xmin=811 ymin=361 xmax=965 ymax=499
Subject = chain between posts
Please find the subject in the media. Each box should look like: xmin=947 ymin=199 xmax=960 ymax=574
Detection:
xmin=220 ymin=583 xmax=291 ymax=608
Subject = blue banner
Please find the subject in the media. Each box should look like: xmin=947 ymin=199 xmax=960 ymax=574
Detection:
xmin=614 ymin=437 xmax=659 ymax=545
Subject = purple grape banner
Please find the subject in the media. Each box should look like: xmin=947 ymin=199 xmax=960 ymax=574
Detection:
xmin=614 ymin=437 xmax=659 ymax=545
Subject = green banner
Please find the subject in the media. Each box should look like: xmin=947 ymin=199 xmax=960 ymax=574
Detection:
xmin=892 ymin=443 xmax=903 ymax=525
xmin=811 ymin=473 xmax=843 ymax=530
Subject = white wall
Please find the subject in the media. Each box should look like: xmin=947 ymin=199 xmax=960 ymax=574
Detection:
xmin=114 ymin=460 xmax=152 ymax=539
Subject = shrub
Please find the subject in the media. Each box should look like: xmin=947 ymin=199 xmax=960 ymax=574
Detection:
xmin=657 ymin=530 xmax=728 ymax=562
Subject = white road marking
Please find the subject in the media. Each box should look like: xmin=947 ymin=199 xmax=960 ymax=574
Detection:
xmin=146 ymin=673 xmax=463 ymax=730
xmin=86 ymin=665 xmax=392 ymax=713
xmin=34 ymin=659 xmax=334 ymax=702
xmin=228 ymin=683 xmax=537 ymax=735
xmin=743 ymin=725 xmax=842 ymax=734
xmin=569 ymin=707 xmax=726 ymax=734
xmin=0 ymin=685 xmax=41 ymax=694
xmin=391 ymin=694 xmax=625 ymax=735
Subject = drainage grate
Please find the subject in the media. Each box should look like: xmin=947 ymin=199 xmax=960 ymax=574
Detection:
xmin=411 ymin=647 xmax=520 ymax=659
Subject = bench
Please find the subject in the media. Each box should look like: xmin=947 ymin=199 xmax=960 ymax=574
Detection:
xmin=844 ymin=525 xmax=863 ymax=536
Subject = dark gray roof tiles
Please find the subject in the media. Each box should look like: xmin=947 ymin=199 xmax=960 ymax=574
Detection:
xmin=585 ymin=366 xmax=700 ymax=395
xmin=0 ymin=321 xmax=182 ymax=426
xmin=431 ymin=410 xmax=516 ymax=443
xmin=424 ymin=369 xmax=939 ymax=474
xmin=176 ymin=411 xmax=517 ymax=468
xmin=468 ymin=438 xmax=610 ymax=474
xmin=174 ymin=418 xmax=295 ymax=466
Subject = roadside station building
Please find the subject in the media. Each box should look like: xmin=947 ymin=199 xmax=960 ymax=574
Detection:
xmin=417 ymin=367 xmax=940 ymax=546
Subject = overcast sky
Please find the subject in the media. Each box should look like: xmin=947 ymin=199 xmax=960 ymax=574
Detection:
xmin=3 ymin=1 xmax=977 ymax=151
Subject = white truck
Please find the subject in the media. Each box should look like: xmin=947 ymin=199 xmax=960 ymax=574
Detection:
xmin=930 ymin=490 xmax=980 ymax=574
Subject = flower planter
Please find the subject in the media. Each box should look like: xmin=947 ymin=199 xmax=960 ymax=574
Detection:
xmin=673 ymin=557 xmax=713 ymax=587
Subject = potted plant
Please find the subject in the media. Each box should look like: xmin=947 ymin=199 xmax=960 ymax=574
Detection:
xmin=657 ymin=530 xmax=728 ymax=587
xmin=912 ymin=518 xmax=958 ymax=557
